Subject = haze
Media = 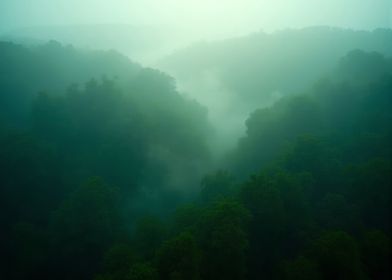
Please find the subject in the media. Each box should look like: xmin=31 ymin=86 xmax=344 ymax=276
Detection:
xmin=1 ymin=0 xmax=391 ymax=37
xmin=1 ymin=0 xmax=392 ymax=279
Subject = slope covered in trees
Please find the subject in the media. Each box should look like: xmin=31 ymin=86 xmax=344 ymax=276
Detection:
xmin=161 ymin=27 xmax=392 ymax=103
xmin=0 ymin=40 xmax=140 ymax=126
xmin=159 ymin=28 xmax=392 ymax=150
xmin=228 ymin=49 xmax=392 ymax=177
xmin=0 ymin=41 xmax=212 ymax=279
xmin=0 ymin=30 xmax=391 ymax=280
xmin=0 ymin=24 xmax=189 ymax=64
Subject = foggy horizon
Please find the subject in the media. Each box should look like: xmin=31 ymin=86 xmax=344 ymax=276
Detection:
xmin=1 ymin=0 xmax=391 ymax=39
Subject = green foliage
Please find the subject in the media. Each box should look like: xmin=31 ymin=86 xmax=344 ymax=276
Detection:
xmin=200 ymin=170 xmax=235 ymax=203
xmin=0 ymin=131 xmax=62 ymax=224
xmin=0 ymin=41 xmax=139 ymax=126
xmin=0 ymin=32 xmax=391 ymax=280
xmin=32 ymin=78 xmax=149 ymax=190
xmin=8 ymin=222 xmax=49 ymax=279
xmin=345 ymin=159 xmax=391 ymax=231
xmin=133 ymin=216 xmax=167 ymax=260
xmin=239 ymin=169 xmax=315 ymax=277
xmin=233 ymin=95 xmax=323 ymax=176
xmin=197 ymin=200 xmax=251 ymax=280
xmin=129 ymin=263 xmax=159 ymax=280
xmin=336 ymin=50 xmax=392 ymax=84
xmin=360 ymin=230 xmax=391 ymax=279
xmin=240 ymin=172 xmax=286 ymax=237
xmin=318 ymin=193 xmax=362 ymax=232
xmin=281 ymin=256 xmax=322 ymax=280
xmin=172 ymin=204 xmax=202 ymax=234
xmin=49 ymin=177 xmax=122 ymax=279
xmin=285 ymin=136 xmax=339 ymax=186
xmin=96 ymin=244 xmax=135 ymax=280
xmin=156 ymin=232 xmax=201 ymax=280
xmin=307 ymin=231 xmax=366 ymax=280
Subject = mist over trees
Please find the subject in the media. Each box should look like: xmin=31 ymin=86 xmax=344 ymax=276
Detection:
xmin=0 ymin=26 xmax=391 ymax=280
xmin=159 ymin=28 xmax=392 ymax=152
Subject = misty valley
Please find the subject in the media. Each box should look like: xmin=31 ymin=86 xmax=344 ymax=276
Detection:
xmin=0 ymin=25 xmax=391 ymax=280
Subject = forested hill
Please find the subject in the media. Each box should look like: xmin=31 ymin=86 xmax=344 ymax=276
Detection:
xmin=0 ymin=40 xmax=141 ymax=126
xmin=227 ymin=49 xmax=392 ymax=178
xmin=160 ymin=27 xmax=392 ymax=110
xmin=0 ymin=34 xmax=391 ymax=280
xmin=0 ymin=40 xmax=212 ymax=256
xmin=211 ymin=49 xmax=391 ymax=279
xmin=0 ymin=24 xmax=187 ymax=64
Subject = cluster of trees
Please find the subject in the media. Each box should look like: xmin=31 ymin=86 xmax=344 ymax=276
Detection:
xmin=0 ymin=41 xmax=211 ymax=279
xmin=160 ymin=28 xmax=392 ymax=143
xmin=108 ymin=50 xmax=389 ymax=280
xmin=0 ymin=38 xmax=390 ymax=279
xmin=229 ymin=50 xmax=392 ymax=176
xmin=0 ymin=40 xmax=141 ymax=126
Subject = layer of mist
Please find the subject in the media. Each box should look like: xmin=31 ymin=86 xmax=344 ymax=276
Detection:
xmin=0 ymin=1 xmax=391 ymax=279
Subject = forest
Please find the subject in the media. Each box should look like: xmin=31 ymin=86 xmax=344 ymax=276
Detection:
xmin=0 ymin=7 xmax=391 ymax=280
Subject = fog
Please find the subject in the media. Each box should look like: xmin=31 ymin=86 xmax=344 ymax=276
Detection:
xmin=0 ymin=1 xmax=391 ymax=279
xmin=2 ymin=0 xmax=390 ymax=156
xmin=1 ymin=0 xmax=391 ymax=37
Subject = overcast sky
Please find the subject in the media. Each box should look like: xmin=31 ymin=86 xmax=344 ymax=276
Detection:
xmin=1 ymin=0 xmax=391 ymax=36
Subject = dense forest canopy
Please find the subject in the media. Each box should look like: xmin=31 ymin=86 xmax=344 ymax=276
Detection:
xmin=0 ymin=2 xmax=391 ymax=279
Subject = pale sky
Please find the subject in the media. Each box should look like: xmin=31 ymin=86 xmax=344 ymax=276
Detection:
xmin=0 ymin=0 xmax=391 ymax=36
